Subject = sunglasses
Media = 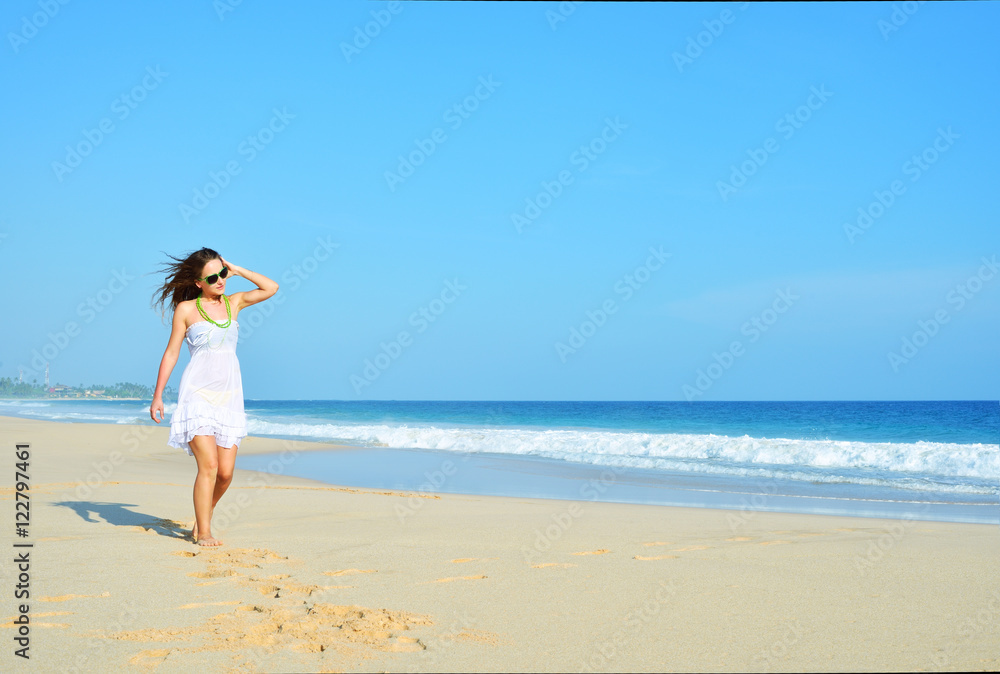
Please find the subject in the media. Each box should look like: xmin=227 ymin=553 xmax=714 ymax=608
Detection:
xmin=197 ymin=266 xmax=229 ymax=285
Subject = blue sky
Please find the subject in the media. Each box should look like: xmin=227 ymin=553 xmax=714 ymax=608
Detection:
xmin=1 ymin=1 xmax=997 ymax=401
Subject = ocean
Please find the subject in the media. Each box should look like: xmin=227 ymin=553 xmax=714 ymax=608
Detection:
xmin=4 ymin=399 xmax=998 ymax=523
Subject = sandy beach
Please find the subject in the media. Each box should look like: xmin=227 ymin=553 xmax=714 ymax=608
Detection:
xmin=2 ymin=414 xmax=998 ymax=673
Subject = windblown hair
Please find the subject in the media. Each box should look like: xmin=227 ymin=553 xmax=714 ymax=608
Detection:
xmin=150 ymin=247 xmax=222 ymax=321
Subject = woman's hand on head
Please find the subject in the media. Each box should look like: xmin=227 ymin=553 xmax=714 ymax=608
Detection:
xmin=221 ymin=257 xmax=242 ymax=278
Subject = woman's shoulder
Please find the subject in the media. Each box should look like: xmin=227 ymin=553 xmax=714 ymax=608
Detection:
xmin=173 ymin=299 xmax=197 ymax=325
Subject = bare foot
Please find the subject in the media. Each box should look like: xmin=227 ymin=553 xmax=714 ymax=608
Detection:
xmin=197 ymin=536 xmax=222 ymax=547
xmin=190 ymin=509 xmax=215 ymax=542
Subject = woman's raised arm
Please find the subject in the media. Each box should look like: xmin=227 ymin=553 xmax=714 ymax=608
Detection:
xmin=221 ymin=257 xmax=279 ymax=312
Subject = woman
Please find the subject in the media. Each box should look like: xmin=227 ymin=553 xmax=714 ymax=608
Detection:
xmin=149 ymin=247 xmax=278 ymax=546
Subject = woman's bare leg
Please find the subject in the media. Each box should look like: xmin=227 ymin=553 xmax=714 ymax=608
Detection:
xmin=190 ymin=441 xmax=239 ymax=543
xmin=213 ymin=443 xmax=238 ymax=508
xmin=189 ymin=435 xmax=222 ymax=546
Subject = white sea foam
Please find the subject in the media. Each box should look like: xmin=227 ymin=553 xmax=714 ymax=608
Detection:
xmin=6 ymin=401 xmax=995 ymax=496
xmin=244 ymin=418 xmax=1000 ymax=494
xmin=0 ymin=400 xmax=174 ymax=424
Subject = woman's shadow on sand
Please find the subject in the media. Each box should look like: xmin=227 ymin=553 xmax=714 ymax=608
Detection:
xmin=54 ymin=501 xmax=190 ymax=540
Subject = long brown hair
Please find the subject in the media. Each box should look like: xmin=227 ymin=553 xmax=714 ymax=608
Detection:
xmin=150 ymin=247 xmax=222 ymax=321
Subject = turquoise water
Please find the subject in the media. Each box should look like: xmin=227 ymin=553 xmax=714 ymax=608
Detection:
xmin=3 ymin=399 xmax=997 ymax=522
xmin=251 ymin=399 xmax=998 ymax=444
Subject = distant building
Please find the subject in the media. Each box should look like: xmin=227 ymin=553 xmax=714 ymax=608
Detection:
xmin=46 ymin=384 xmax=75 ymax=398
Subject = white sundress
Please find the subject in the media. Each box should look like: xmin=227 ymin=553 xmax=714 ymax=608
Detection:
xmin=167 ymin=315 xmax=247 ymax=456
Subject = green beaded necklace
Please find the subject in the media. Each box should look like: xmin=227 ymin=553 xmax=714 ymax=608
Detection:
xmin=196 ymin=294 xmax=232 ymax=328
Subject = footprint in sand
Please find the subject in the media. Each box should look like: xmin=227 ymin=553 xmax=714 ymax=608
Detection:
xmin=113 ymin=603 xmax=436 ymax=661
xmin=128 ymin=649 xmax=171 ymax=668
xmin=323 ymin=569 xmax=377 ymax=577
xmin=449 ymin=629 xmax=506 ymax=646
xmin=386 ymin=636 xmax=425 ymax=653
xmin=572 ymin=549 xmax=610 ymax=556
xmin=187 ymin=569 xmax=240 ymax=579
xmin=108 ymin=540 xmax=447 ymax=665
xmin=633 ymin=554 xmax=678 ymax=561
xmin=429 ymin=575 xmax=488 ymax=583
xmin=759 ymin=540 xmax=790 ymax=546
xmin=530 ymin=563 xmax=577 ymax=569
xmin=1 ymin=618 xmax=70 ymax=628
xmin=176 ymin=600 xmax=241 ymax=609
xmin=274 ymin=582 xmax=321 ymax=597
xmin=726 ymin=537 xmax=753 ymax=542
xmin=671 ymin=545 xmax=710 ymax=552
xmin=203 ymin=548 xmax=287 ymax=568
xmin=232 ymin=575 xmax=322 ymax=597
xmin=642 ymin=541 xmax=673 ymax=547
xmin=39 ymin=592 xmax=110 ymax=602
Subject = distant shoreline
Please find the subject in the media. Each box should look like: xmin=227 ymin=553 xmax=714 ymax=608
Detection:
xmin=0 ymin=396 xmax=147 ymax=401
